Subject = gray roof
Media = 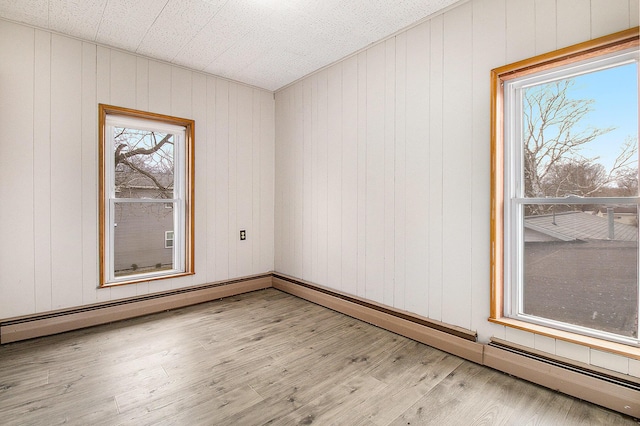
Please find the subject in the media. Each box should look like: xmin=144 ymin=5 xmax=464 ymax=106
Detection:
xmin=524 ymin=211 xmax=637 ymax=242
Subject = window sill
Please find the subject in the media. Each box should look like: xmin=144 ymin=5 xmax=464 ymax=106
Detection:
xmin=488 ymin=316 xmax=640 ymax=361
xmin=101 ymin=271 xmax=195 ymax=288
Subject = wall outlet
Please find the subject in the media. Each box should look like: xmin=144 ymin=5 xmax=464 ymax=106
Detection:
xmin=240 ymin=230 xmax=246 ymax=240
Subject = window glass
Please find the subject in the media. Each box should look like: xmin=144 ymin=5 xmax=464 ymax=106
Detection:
xmin=113 ymin=202 xmax=175 ymax=277
xmin=113 ymin=127 xmax=175 ymax=200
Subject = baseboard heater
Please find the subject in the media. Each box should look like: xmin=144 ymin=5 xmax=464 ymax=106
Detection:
xmin=272 ymin=273 xmax=485 ymax=364
xmin=0 ymin=274 xmax=272 ymax=344
xmin=485 ymin=338 xmax=640 ymax=418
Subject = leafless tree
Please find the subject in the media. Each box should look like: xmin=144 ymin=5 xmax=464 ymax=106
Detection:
xmin=615 ymin=165 xmax=640 ymax=197
xmin=114 ymin=128 xmax=174 ymax=199
xmin=523 ymin=79 xmax=636 ymax=215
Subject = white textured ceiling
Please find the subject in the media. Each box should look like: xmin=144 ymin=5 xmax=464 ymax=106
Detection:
xmin=0 ymin=0 xmax=460 ymax=91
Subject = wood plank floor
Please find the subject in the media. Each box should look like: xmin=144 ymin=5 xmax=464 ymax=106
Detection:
xmin=0 ymin=288 xmax=636 ymax=425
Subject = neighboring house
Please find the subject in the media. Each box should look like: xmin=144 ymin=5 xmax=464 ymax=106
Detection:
xmin=114 ymin=171 xmax=175 ymax=275
xmin=524 ymin=210 xmax=638 ymax=243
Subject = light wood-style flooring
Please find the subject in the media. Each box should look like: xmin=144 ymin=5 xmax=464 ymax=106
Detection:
xmin=0 ymin=289 xmax=636 ymax=425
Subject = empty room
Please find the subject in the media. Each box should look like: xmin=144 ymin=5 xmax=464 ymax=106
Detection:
xmin=0 ymin=0 xmax=639 ymax=424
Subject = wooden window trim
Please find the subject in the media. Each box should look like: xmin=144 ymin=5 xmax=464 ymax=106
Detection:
xmin=490 ymin=27 xmax=640 ymax=359
xmin=99 ymin=104 xmax=195 ymax=287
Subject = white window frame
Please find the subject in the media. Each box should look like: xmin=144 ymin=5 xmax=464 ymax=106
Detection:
xmin=99 ymin=104 xmax=195 ymax=287
xmin=490 ymin=28 xmax=640 ymax=356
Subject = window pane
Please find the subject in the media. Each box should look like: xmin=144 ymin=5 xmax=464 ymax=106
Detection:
xmin=114 ymin=127 xmax=175 ymax=199
xmin=114 ymin=202 xmax=174 ymax=277
xmin=522 ymin=62 xmax=638 ymax=201
xmin=523 ymin=203 xmax=638 ymax=338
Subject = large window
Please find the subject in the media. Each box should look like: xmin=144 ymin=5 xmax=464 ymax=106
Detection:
xmin=99 ymin=105 xmax=194 ymax=286
xmin=491 ymin=28 xmax=639 ymax=352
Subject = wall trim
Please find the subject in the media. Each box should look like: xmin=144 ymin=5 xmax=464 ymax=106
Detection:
xmin=0 ymin=274 xmax=272 ymax=344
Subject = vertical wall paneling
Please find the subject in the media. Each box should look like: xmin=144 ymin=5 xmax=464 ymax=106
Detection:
xmin=293 ymin=82 xmax=304 ymax=279
xmin=148 ymin=60 xmax=171 ymax=116
xmin=278 ymin=89 xmax=289 ymax=274
xmin=318 ymin=70 xmax=333 ymax=285
xmin=471 ymin=0 xmax=507 ymax=341
xmin=80 ymin=42 xmax=99 ymax=304
xmin=214 ymin=79 xmax=230 ymax=281
xmin=0 ymin=22 xmax=35 ymax=318
xmin=274 ymin=91 xmax=283 ymax=272
xmin=341 ymin=56 xmax=359 ymax=295
xmin=286 ymin=85 xmax=295 ymax=276
xmin=236 ymin=85 xmax=253 ymax=277
xmin=534 ymin=0 xmax=557 ymax=55
xmin=34 ymin=29 xmax=52 ymax=313
xmin=251 ymin=90 xmax=261 ymax=274
xmin=302 ymin=79 xmax=313 ymax=280
xmin=273 ymin=92 xmax=282 ymax=272
xmin=316 ymin=70 xmax=329 ymax=286
xmin=96 ymin=46 xmax=110 ymax=105
xmin=205 ymin=76 xmax=217 ymax=282
xmin=110 ymin=50 xmax=137 ymax=109
xmin=191 ymin=72 xmax=208 ymax=285
xmin=171 ymin=67 xmax=192 ymax=118
xmin=260 ymin=92 xmax=275 ymax=273
xmin=50 ymin=34 xmax=83 ymax=310
xmin=556 ymin=0 xmax=590 ymax=48
xmin=383 ymin=38 xmax=396 ymax=307
xmin=393 ymin=32 xmax=407 ymax=310
xmin=632 ymin=0 xmax=639 ymax=27
xmin=275 ymin=88 xmax=289 ymax=274
xmin=310 ymin=76 xmax=318 ymax=282
xmin=404 ymin=22 xmax=430 ymax=317
xmin=227 ymin=83 xmax=238 ymax=279
xmin=356 ymin=52 xmax=367 ymax=298
xmin=327 ymin=64 xmax=343 ymax=290
xmin=365 ymin=42 xmax=386 ymax=304
xmin=506 ymin=0 xmax=535 ymax=63
xmin=441 ymin=4 xmax=473 ymax=329
xmin=136 ymin=57 xmax=149 ymax=112
xmin=591 ymin=0 xmax=630 ymax=38
xmin=427 ymin=17 xmax=444 ymax=321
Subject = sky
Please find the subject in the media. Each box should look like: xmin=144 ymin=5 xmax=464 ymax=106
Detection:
xmin=567 ymin=61 xmax=638 ymax=173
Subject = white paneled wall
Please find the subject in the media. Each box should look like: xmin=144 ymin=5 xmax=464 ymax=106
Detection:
xmin=274 ymin=0 xmax=639 ymax=374
xmin=0 ymin=19 xmax=274 ymax=318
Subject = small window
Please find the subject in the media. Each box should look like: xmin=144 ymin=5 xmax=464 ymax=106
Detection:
xmin=491 ymin=28 xmax=639 ymax=350
xmin=99 ymin=105 xmax=194 ymax=286
xmin=165 ymin=231 xmax=174 ymax=249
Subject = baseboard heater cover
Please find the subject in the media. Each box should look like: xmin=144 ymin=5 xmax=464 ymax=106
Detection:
xmin=272 ymin=273 xmax=484 ymax=364
xmin=0 ymin=274 xmax=272 ymax=344
xmin=485 ymin=339 xmax=640 ymax=419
